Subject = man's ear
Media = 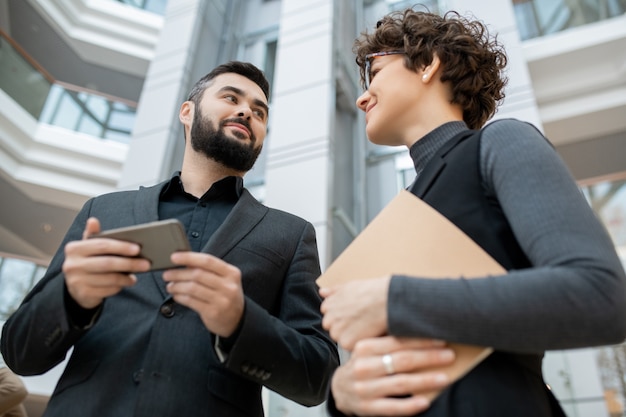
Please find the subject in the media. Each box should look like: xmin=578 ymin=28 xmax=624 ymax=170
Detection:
xmin=179 ymin=101 xmax=193 ymax=126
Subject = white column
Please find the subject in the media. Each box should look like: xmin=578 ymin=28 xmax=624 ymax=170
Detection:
xmin=264 ymin=0 xmax=335 ymax=269
xmin=117 ymin=0 xmax=204 ymax=190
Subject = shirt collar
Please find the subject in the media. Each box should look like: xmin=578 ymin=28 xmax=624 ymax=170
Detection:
xmin=161 ymin=172 xmax=244 ymax=201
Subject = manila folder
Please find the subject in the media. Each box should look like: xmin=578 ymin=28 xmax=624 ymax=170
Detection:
xmin=317 ymin=189 xmax=506 ymax=400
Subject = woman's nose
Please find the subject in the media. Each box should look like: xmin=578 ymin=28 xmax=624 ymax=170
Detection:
xmin=356 ymin=90 xmax=370 ymax=112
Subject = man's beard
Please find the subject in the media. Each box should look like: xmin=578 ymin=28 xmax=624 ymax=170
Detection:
xmin=190 ymin=107 xmax=262 ymax=172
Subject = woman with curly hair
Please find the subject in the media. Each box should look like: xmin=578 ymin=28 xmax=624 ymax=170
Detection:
xmin=320 ymin=8 xmax=626 ymax=417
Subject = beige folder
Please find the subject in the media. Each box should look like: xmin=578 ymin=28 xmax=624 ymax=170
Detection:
xmin=317 ymin=190 xmax=506 ymax=400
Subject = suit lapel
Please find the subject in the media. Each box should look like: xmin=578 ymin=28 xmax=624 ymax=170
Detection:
xmin=133 ymin=183 xmax=164 ymax=223
xmin=201 ymin=189 xmax=268 ymax=258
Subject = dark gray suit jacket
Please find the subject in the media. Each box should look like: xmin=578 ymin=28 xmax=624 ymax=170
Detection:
xmin=1 ymin=180 xmax=339 ymax=417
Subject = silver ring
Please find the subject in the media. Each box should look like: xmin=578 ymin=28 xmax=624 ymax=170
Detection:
xmin=382 ymin=354 xmax=395 ymax=375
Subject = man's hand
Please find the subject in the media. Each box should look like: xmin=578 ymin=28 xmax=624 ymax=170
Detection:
xmin=320 ymin=276 xmax=391 ymax=351
xmin=163 ymin=252 xmax=245 ymax=337
xmin=332 ymin=336 xmax=454 ymax=416
xmin=63 ymin=217 xmax=151 ymax=309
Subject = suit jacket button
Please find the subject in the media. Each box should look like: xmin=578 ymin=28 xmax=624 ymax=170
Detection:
xmin=160 ymin=303 xmax=175 ymax=317
xmin=133 ymin=369 xmax=144 ymax=383
xmin=261 ymin=371 xmax=271 ymax=381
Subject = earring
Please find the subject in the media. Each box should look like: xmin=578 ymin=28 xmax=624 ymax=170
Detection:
xmin=422 ymin=74 xmax=429 ymax=81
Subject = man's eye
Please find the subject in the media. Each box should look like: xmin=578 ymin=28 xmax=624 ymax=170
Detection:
xmin=225 ymin=95 xmax=237 ymax=102
xmin=253 ymin=110 xmax=266 ymax=119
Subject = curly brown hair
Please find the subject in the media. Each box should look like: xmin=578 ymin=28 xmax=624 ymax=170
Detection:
xmin=354 ymin=9 xmax=508 ymax=129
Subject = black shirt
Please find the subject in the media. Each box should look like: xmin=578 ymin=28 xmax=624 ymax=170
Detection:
xmin=159 ymin=172 xmax=243 ymax=251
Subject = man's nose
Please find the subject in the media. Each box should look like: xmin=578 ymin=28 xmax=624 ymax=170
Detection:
xmin=237 ymin=106 xmax=252 ymax=119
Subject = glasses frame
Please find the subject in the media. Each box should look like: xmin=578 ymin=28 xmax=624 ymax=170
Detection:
xmin=364 ymin=50 xmax=405 ymax=90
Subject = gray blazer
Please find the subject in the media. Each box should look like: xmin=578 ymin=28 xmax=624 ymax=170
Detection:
xmin=1 ymin=181 xmax=339 ymax=417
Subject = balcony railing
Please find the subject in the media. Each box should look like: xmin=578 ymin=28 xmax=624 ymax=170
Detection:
xmin=513 ymin=0 xmax=626 ymax=40
xmin=0 ymin=29 xmax=137 ymax=143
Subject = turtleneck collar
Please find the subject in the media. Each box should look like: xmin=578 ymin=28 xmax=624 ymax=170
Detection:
xmin=408 ymin=121 xmax=469 ymax=179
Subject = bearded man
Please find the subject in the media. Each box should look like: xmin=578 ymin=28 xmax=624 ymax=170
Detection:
xmin=1 ymin=61 xmax=339 ymax=417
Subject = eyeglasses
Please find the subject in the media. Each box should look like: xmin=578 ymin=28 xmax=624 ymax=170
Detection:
xmin=364 ymin=51 xmax=405 ymax=90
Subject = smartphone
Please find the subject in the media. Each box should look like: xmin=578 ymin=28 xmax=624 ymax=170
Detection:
xmin=92 ymin=219 xmax=191 ymax=271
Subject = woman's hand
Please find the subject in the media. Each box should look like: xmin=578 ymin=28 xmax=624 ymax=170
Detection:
xmin=331 ymin=336 xmax=455 ymax=416
xmin=320 ymin=276 xmax=391 ymax=350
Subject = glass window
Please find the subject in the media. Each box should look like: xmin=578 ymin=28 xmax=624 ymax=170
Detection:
xmin=0 ymin=257 xmax=39 ymax=320
xmin=512 ymin=0 xmax=626 ymax=40
xmin=264 ymin=40 xmax=277 ymax=101
xmin=111 ymin=0 xmax=168 ymax=15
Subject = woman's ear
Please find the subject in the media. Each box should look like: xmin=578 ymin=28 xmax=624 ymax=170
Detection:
xmin=421 ymin=54 xmax=441 ymax=83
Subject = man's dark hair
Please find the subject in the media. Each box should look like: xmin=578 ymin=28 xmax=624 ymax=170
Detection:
xmin=187 ymin=61 xmax=270 ymax=103
xmin=354 ymin=9 xmax=508 ymax=129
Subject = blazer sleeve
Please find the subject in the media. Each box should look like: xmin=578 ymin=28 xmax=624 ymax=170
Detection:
xmin=1 ymin=199 xmax=96 ymax=375
xmin=221 ymin=220 xmax=340 ymax=406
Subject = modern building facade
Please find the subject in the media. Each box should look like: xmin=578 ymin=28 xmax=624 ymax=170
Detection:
xmin=0 ymin=0 xmax=625 ymax=416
